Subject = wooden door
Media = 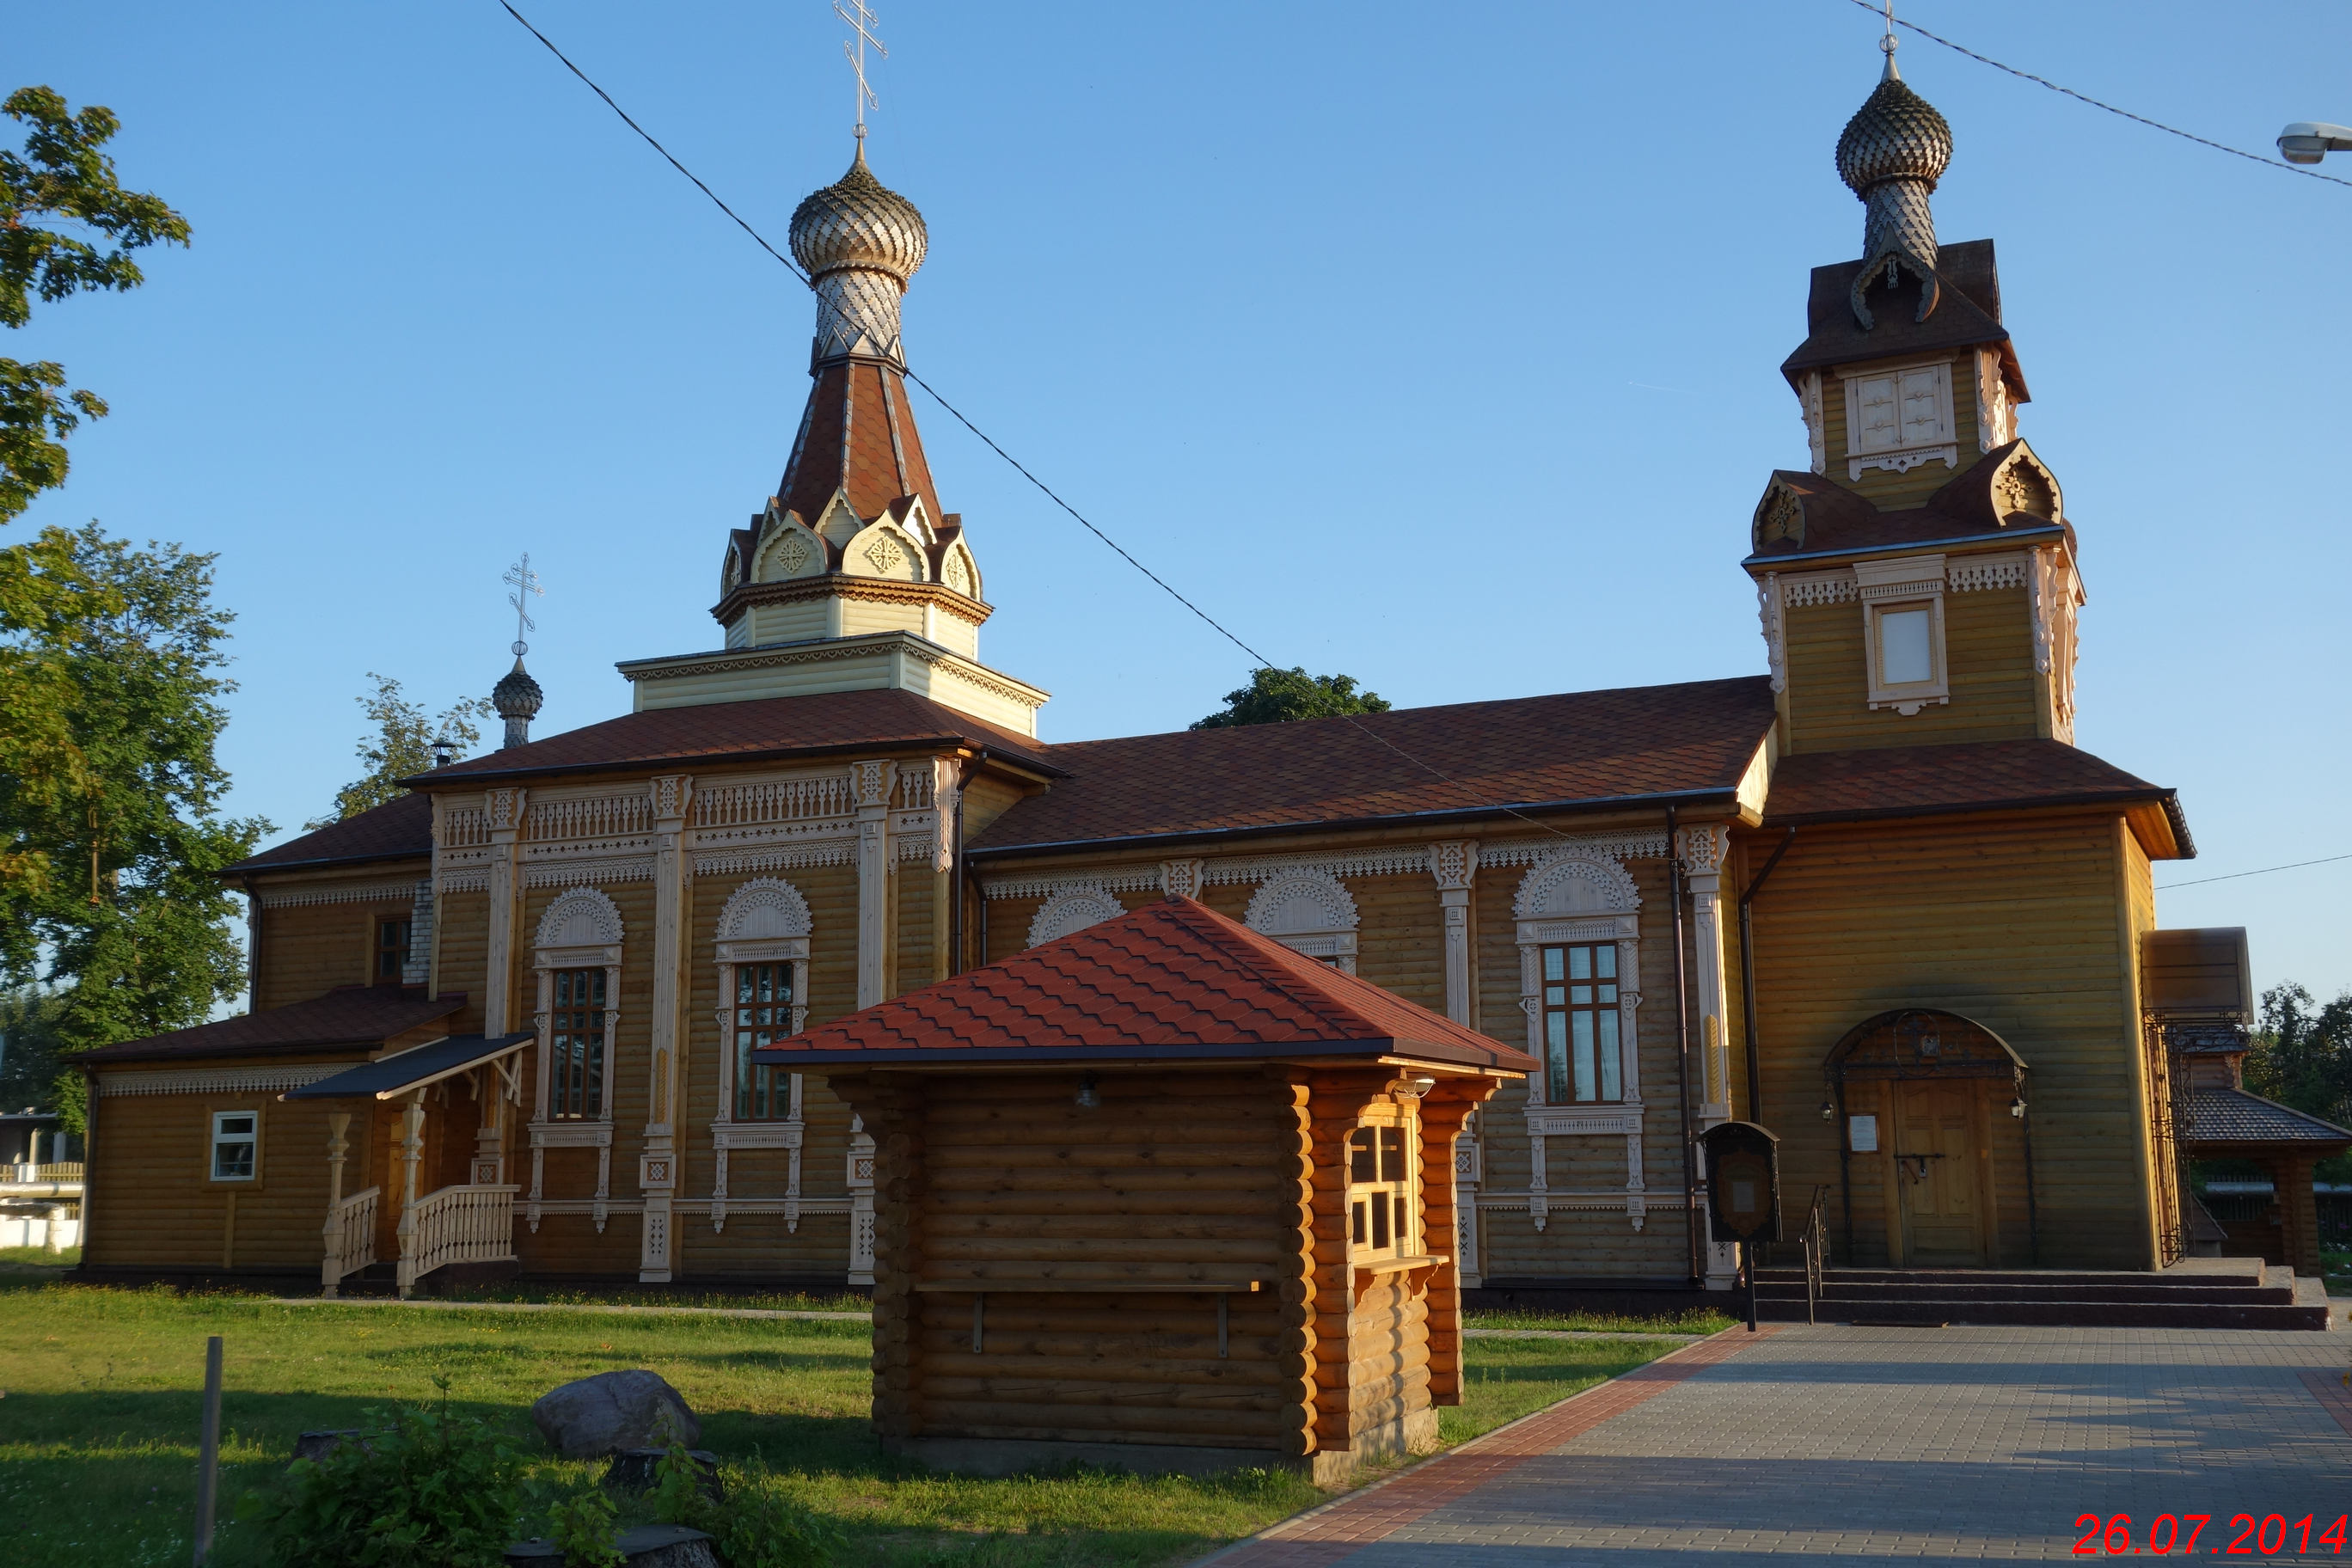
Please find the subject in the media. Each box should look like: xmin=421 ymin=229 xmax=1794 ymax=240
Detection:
xmin=1894 ymin=1081 xmax=1985 ymax=1266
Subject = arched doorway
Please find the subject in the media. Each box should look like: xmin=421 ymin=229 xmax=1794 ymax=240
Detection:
xmin=1824 ymin=1010 xmax=2037 ymax=1268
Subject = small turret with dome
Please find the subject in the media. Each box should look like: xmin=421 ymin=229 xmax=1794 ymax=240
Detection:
xmin=1835 ymin=28 xmax=1953 ymax=328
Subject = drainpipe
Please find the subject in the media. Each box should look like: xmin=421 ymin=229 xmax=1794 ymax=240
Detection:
xmin=948 ymin=769 xmax=968 ymax=976
xmin=1669 ymin=806 xmax=1700 ymax=1291
xmin=1736 ymin=828 xmax=1798 ymax=1124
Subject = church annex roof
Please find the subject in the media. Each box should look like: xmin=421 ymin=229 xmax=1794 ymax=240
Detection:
xmin=75 ymin=985 xmax=464 ymax=1065
xmin=225 ymin=791 xmax=434 ymax=875
xmin=969 ymin=677 xmax=1779 ymax=854
xmin=751 ymin=896 xmax=1538 ymax=1073
xmin=2184 ymin=1087 xmax=2352 ymax=1149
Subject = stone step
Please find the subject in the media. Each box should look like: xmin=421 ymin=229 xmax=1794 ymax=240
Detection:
xmin=1751 ymin=1262 xmax=2331 ymax=1329
xmin=1755 ymin=1281 xmax=2297 ymax=1305
xmin=1754 ymin=1267 xmax=2269 ymax=1290
xmin=1757 ymin=1295 xmax=2330 ymax=1330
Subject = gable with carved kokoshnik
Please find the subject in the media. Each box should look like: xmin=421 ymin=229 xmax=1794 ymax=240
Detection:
xmin=74 ymin=40 xmax=2254 ymax=1297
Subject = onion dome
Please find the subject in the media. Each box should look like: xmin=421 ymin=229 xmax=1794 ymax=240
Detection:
xmin=1834 ymin=40 xmax=1952 ymax=328
xmin=789 ymin=145 xmax=928 ymax=286
xmin=493 ymin=657 xmax=543 ymax=750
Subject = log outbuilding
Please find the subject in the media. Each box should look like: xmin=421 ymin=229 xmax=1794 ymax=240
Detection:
xmin=753 ymin=896 xmax=1534 ymax=1481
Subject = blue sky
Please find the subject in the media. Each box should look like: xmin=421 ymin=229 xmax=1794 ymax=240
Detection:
xmin=14 ymin=2 xmax=2352 ymax=1001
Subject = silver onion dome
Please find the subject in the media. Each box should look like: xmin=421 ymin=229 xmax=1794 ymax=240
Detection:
xmin=1835 ymin=44 xmax=1952 ymax=328
xmin=493 ymin=657 xmax=543 ymax=750
xmin=789 ymin=147 xmax=928 ymax=364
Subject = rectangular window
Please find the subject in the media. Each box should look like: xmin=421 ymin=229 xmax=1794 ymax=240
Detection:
xmin=1877 ymin=605 xmax=1934 ymax=685
xmin=548 ymin=967 xmax=607 ymax=1120
xmin=211 ymin=1111 xmax=257 ymax=1181
xmin=1346 ymin=1124 xmax=1412 ymax=1259
xmin=1542 ymin=943 xmax=1622 ymax=1104
xmin=733 ymin=962 xmax=796 ymax=1120
xmin=377 ymin=917 xmax=412 ymax=982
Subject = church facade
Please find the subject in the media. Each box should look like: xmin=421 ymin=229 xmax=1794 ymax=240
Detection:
xmin=78 ymin=55 xmax=2254 ymax=1294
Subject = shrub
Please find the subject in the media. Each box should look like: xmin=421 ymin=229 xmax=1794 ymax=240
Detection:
xmin=238 ymin=1381 xmax=529 ymax=1567
xmin=650 ymin=1445 xmax=842 ymax=1568
xmin=544 ymin=1486 xmax=623 ymax=1568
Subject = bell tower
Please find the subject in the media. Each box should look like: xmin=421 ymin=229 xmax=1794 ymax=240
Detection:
xmin=1747 ymin=26 xmax=2081 ymax=755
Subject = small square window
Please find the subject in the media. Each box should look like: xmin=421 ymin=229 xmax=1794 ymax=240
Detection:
xmin=211 ymin=1111 xmax=257 ymax=1181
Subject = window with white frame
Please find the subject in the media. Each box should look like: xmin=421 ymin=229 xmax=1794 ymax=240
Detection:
xmin=1842 ymin=359 xmax=1958 ymax=479
xmin=1857 ymin=554 xmax=1951 ymax=714
xmin=1541 ymin=941 xmax=1623 ymax=1104
xmin=732 ymin=961 xmax=799 ymax=1121
xmin=1347 ymin=1124 xmax=1413 ymax=1259
xmin=210 ymin=1111 xmax=258 ymax=1181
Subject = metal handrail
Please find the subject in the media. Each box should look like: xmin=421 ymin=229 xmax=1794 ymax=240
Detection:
xmin=1802 ymin=1183 xmax=1829 ymax=1325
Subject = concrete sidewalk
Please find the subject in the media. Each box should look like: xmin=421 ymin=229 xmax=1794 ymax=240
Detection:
xmin=1205 ymin=1320 xmax=2352 ymax=1565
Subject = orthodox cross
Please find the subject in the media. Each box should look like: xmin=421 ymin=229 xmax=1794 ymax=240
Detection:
xmin=1880 ymin=0 xmax=1900 ymax=71
xmin=503 ymin=554 xmax=543 ymax=658
xmin=835 ymin=0 xmax=885 ymax=144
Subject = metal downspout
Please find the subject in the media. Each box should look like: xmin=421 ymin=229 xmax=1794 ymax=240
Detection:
xmin=949 ymin=779 xmax=966 ymax=975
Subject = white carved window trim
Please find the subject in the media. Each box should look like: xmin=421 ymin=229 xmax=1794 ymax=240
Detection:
xmin=709 ymin=878 xmax=813 ymax=1234
xmin=1841 ymin=357 xmax=1958 ymax=480
xmin=1243 ymin=867 xmax=1361 ymax=974
xmin=1856 ymin=554 xmax=1951 ymax=715
xmin=1027 ymin=885 xmax=1125 ymax=947
xmin=526 ymin=885 xmax=625 ymax=1234
xmin=1511 ymin=852 xmax=1646 ymax=1233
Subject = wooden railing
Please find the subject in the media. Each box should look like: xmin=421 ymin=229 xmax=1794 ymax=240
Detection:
xmin=395 ymin=1184 xmax=518 ymax=1299
xmin=321 ymin=1185 xmax=380 ymax=1298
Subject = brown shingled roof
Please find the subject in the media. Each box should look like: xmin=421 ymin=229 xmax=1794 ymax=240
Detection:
xmin=226 ymin=791 xmax=432 ymax=875
xmin=971 ymin=677 xmax=1777 ymax=854
xmin=1780 ymin=239 xmax=2025 ymax=398
xmin=420 ymin=687 xmax=1055 ymax=784
xmin=754 ymin=896 xmax=1537 ymax=1073
xmin=1761 ymin=738 xmax=2190 ymax=854
xmin=778 ymin=359 xmax=943 ymax=531
xmin=76 ymin=987 xmax=463 ymax=1065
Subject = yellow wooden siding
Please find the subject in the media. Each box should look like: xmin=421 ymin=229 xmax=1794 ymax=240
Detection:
xmin=1736 ymin=812 xmax=2153 ymax=1269
xmin=1784 ymin=585 xmax=2043 ymax=755
xmin=256 ymin=901 xmax=409 ymax=1011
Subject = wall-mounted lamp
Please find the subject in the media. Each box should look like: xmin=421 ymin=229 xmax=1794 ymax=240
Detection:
xmin=1819 ymin=1099 xmax=1836 ymax=1121
xmin=1074 ymin=1072 xmax=1100 ymax=1111
xmin=2009 ymin=1095 xmax=2028 ymax=1119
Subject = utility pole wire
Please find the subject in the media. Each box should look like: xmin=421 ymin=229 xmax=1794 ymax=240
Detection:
xmin=1841 ymin=0 xmax=2352 ymax=192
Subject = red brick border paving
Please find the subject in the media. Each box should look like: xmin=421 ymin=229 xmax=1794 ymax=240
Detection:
xmin=2300 ymin=1370 xmax=2352 ymax=1438
xmin=1202 ymin=1327 xmax=1782 ymax=1567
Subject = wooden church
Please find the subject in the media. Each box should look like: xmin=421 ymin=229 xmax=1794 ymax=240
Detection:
xmin=75 ymin=42 xmax=2328 ymax=1314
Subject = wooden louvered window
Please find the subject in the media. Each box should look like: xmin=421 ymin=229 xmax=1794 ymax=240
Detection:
xmin=548 ymin=967 xmax=606 ymax=1119
xmin=1542 ymin=942 xmax=1622 ymax=1104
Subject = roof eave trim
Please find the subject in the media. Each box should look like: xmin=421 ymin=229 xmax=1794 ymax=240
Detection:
xmin=405 ymin=734 xmax=1065 ymax=789
xmin=1742 ymin=522 xmax=2065 ymax=571
xmin=751 ymin=1036 xmax=1534 ymax=1072
xmin=218 ymin=847 xmax=433 ymax=879
xmin=1763 ymin=788 xmax=2175 ymax=832
xmin=965 ymin=785 xmax=1749 ymax=861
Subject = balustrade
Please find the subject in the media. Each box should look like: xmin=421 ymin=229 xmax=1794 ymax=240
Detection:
xmin=321 ymin=1185 xmax=379 ymax=1298
xmin=395 ymin=1183 xmax=518 ymax=1298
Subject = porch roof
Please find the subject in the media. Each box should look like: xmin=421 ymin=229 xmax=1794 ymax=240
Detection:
xmin=282 ymin=1032 xmax=532 ymax=1101
xmin=2183 ymin=1087 xmax=2352 ymax=1150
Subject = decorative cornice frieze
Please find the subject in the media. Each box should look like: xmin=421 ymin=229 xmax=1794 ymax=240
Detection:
xmin=438 ymin=868 xmax=491 ymax=895
xmin=98 ymin=1063 xmax=346 ymax=1098
xmin=694 ymin=841 xmax=859 ymax=879
xmin=711 ymin=568 xmax=992 ymax=630
xmin=1946 ymin=552 xmax=2029 ymax=593
xmin=1779 ymin=571 xmax=1855 ymax=608
xmin=1197 ymin=845 xmax=1434 ymax=885
xmin=1478 ymin=831 xmax=1669 ymax=869
xmin=617 ymin=633 xmax=1047 ymax=712
xmin=522 ymin=856 xmax=655 ymax=890
xmin=982 ymin=866 xmax=1162 ymax=901
xmin=254 ymin=879 xmax=423 ymax=910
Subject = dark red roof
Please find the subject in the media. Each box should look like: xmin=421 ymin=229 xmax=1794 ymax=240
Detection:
xmin=420 ymin=687 xmax=1055 ymax=784
xmin=754 ymin=897 xmax=1537 ymax=1073
xmin=1742 ymin=452 xmax=2072 ymax=568
xmin=971 ymin=677 xmax=1777 ymax=854
xmin=76 ymin=987 xmax=463 ymax=1065
xmin=227 ymin=792 xmax=433 ymax=874
xmin=1762 ymin=738 xmax=2189 ymax=850
xmin=776 ymin=358 xmax=943 ymax=532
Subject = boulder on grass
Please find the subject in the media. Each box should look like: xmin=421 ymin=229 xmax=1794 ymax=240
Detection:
xmin=603 ymin=1447 xmax=724 ymax=1503
xmin=530 ymin=1370 xmax=701 ymax=1459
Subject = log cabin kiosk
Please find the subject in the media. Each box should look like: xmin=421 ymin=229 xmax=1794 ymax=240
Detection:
xmin=751 ymin=895 xmax=1532 ymax=1480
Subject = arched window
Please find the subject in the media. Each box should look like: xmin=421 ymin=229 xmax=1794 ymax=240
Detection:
xmin=526 ymin=886 xmax=625 ymax=1233
xmin=710 ymin=878 xmax=812 ymax=1233
xmin=1244 ymin=868 xmax=1360 ymax=973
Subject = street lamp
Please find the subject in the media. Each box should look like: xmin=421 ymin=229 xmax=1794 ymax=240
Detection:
xmin=2278 ymin=122 xmax=2352 ymax=164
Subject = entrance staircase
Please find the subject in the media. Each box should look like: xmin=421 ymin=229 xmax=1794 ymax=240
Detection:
xmin=1754 ymin=1258 xmax=2331 ymax=1330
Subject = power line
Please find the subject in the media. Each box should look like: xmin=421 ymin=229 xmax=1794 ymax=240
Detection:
xmin=2157 ymin=853 xmax=2352 ymax=892
xmin=1842 ymin=0 xmax=2352 ymax=192
xmin=487 ymin=2 xmax=1559 ymax=830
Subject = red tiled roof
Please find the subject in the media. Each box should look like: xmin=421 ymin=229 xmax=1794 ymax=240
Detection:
xmin=1762 ymin=738 xmax=2188 ymax=848
xmin=76 ymin=987 xmax=463 ymax=1065
xmin=227 ymin=792 xmax=433 ymax=874
xmin=971 ymin=677 xmax=1777 ymax=854
xmin=778 ymin=359 xmax=943 ymax=530
xmin=421 ymin=687 xmax=1055 ymax=783
xmin=754 ymin=897 xmax=1537 ymax=1073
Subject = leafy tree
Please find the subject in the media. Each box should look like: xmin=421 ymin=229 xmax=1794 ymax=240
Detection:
xmin=0 ymin=985 xmax=66 ymax=1113
xmin=1191 ymin=666 xmax=1391 ymax=730
xmin=0 ymin=524 xmax=264 ymax=1127
xmin=309 ymin=675 xmax=493 ymax=830
xmin=2245 ymin=983 xmax=2352 ymax=1179
xmin=2 ymin=84 xmax=190 ymax=523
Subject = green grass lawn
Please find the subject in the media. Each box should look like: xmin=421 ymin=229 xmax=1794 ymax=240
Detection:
xmin=0 ymin=1278 xmax=1687 ymax=1567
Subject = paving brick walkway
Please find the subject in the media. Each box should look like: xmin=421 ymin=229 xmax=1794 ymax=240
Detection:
xmin=1204 ymin=1321 xmax=2352 ymax=1565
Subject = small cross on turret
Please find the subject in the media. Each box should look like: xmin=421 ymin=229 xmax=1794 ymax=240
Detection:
xmin=493 ymin=554 xmax=546 ymax=750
